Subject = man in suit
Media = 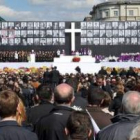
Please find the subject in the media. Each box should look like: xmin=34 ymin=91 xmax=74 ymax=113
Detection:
xmin=0 ymin=90 xmax=38 ymax=140
xmin=35 ymin=83 xmax=74 ymax=140
xmin=51 ymin=66 xmax=60 ymax=88
xmin=27 ymin=85 xmax=54 ymax=127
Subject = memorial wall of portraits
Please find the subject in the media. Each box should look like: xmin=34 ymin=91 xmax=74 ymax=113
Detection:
xmin=0 ymin=21 xmax=65 ymax=46
xmin=81 ymin=21 xmax=140 ymax=46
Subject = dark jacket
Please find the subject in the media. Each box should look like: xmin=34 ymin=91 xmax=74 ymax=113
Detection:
xmin=96 ymin=114 xmax=140 ymax=140
xmin=109 ymin=94 xmax=123 ymax=116
xmin=0 ymin=120 xmax=38 ymax=140
xmin=27 ymin=101 xmax=54 ymax=126
xmin=35 ymin=105 xmax=74 ymax=140
xmin=87 ymin=106 xmax=112 ymax=129
xmin=51 ymin=69 xmax=60 ymax=83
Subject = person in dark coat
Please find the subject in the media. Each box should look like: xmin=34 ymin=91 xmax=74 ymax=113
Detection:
xmin=50 ymin=66 xmax=60 ymax=88
xmin=127 ymin=67 xmax=137 ymax=78
xmin=111 ymin=68 xmax=118 ymax=76
xmin=35 ymin=83 xmax=74 ymax=140
xmin=87 ymin=88 xmax=112 ymax=129
xmin=43 ymin=68 xmax=51 ymax=84
xmin=66 ymin=111 xmax=93 ymax=140
xmin=98 ymin=67 xmax=107 ymax=76
xmin=27 ymin=85 xmax=54 ymax=127
xmin=96 ymin=91 xmax=140 ymax=140
xmin=0 ymin=90 xmax=38 ymax=140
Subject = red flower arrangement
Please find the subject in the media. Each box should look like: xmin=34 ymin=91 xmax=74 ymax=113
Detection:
xmin=72 ymin=57 xmax=80 ymax=62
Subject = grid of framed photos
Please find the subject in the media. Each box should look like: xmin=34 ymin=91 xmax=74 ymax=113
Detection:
xmin=0 ymin=21 xmax=65 ymax=46
xmin=81 ymin=21 xmax=140 ymax=45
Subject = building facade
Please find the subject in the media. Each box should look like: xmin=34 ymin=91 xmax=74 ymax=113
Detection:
xmin=89 ymin=1 xmax=140 ymax=21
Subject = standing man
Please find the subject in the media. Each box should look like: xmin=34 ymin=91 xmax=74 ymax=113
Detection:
xmin=35 ymin=83 xmax=74 ymax=140
xmin=51 ymin=66 xmax=60 ymax=88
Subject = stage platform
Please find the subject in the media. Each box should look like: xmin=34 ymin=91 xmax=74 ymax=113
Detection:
xmin=0 ymin=62 xmax=140 ymax=74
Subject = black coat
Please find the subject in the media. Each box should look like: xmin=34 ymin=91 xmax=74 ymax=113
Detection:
xmin=27 ymin=101 xmax=54 ymax=126
xmin=96 ymin=114 xmax=140 ymax=140
xmin=51 ymin=69 xmax=60 ymax=83
xmin=0 ymin=121 xmax=38 ymax=140
xmin=35 ymin=105 xmax=74 ymax=140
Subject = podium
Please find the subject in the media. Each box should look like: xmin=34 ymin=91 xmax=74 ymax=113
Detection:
xmin=29 ymin=53 xmax=36 ymax=63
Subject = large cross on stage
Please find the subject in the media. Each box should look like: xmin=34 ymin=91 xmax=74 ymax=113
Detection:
xmin=65 ymin=22 xmax=81 ymax=51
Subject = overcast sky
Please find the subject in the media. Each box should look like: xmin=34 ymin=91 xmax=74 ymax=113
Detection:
xmin=0 ymin=0 xmax=105 ymax=21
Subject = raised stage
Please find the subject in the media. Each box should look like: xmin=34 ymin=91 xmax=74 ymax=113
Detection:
xmin=0 ymin=62 xmax=140 ymax=74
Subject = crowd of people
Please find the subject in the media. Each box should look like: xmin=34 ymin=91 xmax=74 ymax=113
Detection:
xmin=0 ymin=50 xmax=56 ymax=62
xmin=1 ymin=66 xmax=140 ymax=140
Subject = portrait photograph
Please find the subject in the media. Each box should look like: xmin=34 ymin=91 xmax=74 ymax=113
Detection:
xmin=118 ymin=22 xmax=124 ymax=29
xmin=47 ymin=38 xmax=53 ymax=45
xmin=125 ymin=30 xmax=131 ymax=37
xmin=34 ymin=22 xmax=40 ymax=29
xmin=112 ymin=30 xmax=118 ymax=37
xmin=27 ymin=22 xmax=34 ymax=29
xmin=87 ymin=30 xmax=93 ymax=37
xmin=53 ymin=30 xmax=59 ymax=37
xmin=87 ymin=22 xmax=93 ymax=29
xmin=21 ymin=30 xmax=27 ymax=38
xmin=93 ymin=22 xmax=99 ymax=29
xmin=8 ymin=30 xmax=15 ymax=38
xmin=131 ymin=22 xmax=137 ymax=29
xmin=125 ymin=21 xmax=131 ymax=29
xmin=125 ymin=38 xmax=131 ymax=45
xmin=9 ymin=38 xmax=14 ymax=46
xmin=81 ymin=38 xmax=87 ymax=45
xmin=59 ymin=38 xmax=65 ymax=45
xmin=27 ymin=38 xmax=33 ymax=45
xmin=47 ymin=22 xmax=52 ymax=29
xmin=119 ymin=30 xmax=124 ymax=37
xmin=106 ymin=38 xmax=112 ymax=45
xmin=40 ymin=22 xmax=46 ymax=29
xmin=59 ymin=30 xmax=65 ymax=37
xmin=112 ymin=22 xmax=118 ymax=29
xmin=1 ymin=30 xmax=8 ymax=38
xmin=59 ymin=22 xmax=65 ymax=29
xmin=100 ymin=22 xmax=106 ymax=29
xmin=15 ymin=30 xmax=20 ymax=37
xmin=15 ymin=38 xmax=21 ymax=45
xmin=40 ymin=30 xmax=46 ymax=37
xmin=2 ymin=22 xmax=8 ymax=29
xmin=119 ymin=38 xmax=125 ymax=45
xmin=87 ymin=38 xmax=93 ymax=45
xmin=46 ymin=30 xmax=53 ymax=37
xmin=21 ymin=38 xmax=27 ymax=45
xmin=106 ymin=30 xmax=112 ymax=38
xmin=106 ymin=22 xmax=112 ymax=29
xmin=8 ymin=22 xmax=14 ymax=29
xmin=100 ymin=38 xmax=106 ymax=45
xmin=93 ymin=38 xmax=99 ymax=45
xmin=112 ymin=38 xmax=118 ymax=45
xmin=34 ymin=38 xmax=40 ymax=45
xmin=131 ymin=38 xmax=137 ymax=45
xmin=100 ymin=30 xmax=106 ymax=37
xmin=27 ymin=30 xmax=33 ymax=37
xmin=2 ymin=38 xmax=8 ymax=45
xmin=131 ymin=30 xmax=137 ymax=37
xmin=34 ymin=30 xmax=40 ymax=37
xmin=15 ymin=22 xmax=21 ymax=30
xmin=53 ymin=22 xmax=59 ymax=30
xmin=53 ymin=38 xmax=59 ymax=45
xmin=81 ymin=22 xmax=87 ymax=29
xmin=21 ymin=22 xmax=27 ymax=29
xmin=40 ymin=38 xmax=46 ymax=45
xmin=93 ymin=30 xmax=99 ymax=37
xmin=81 ymin=30 xmax=87 ymax=37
